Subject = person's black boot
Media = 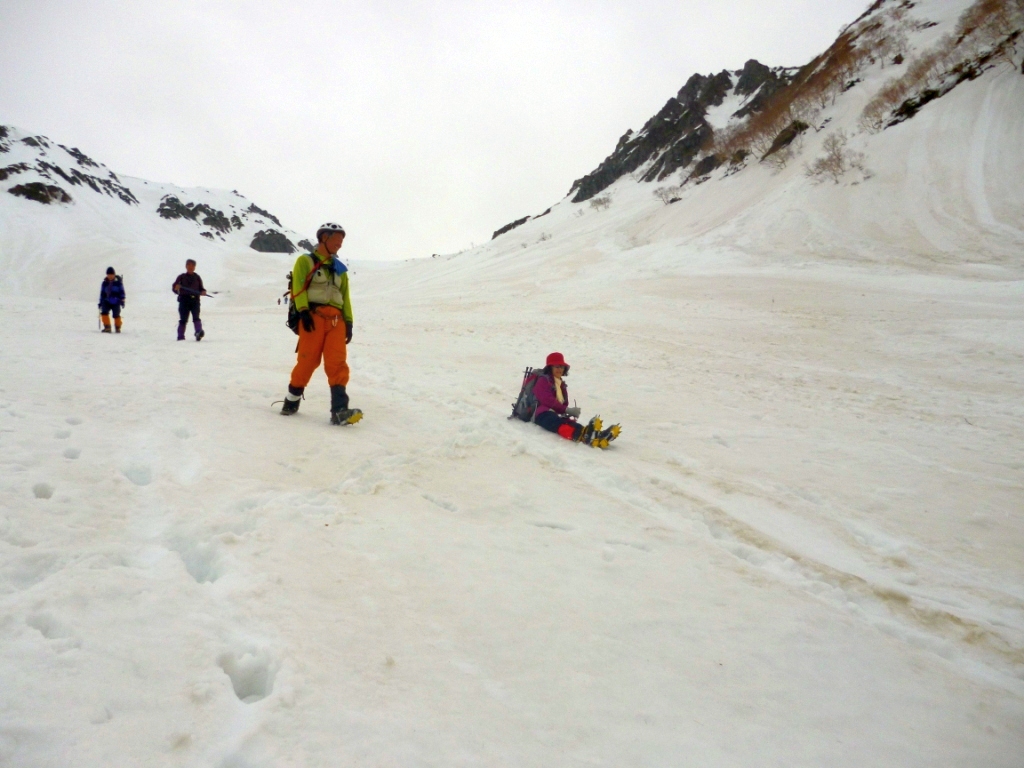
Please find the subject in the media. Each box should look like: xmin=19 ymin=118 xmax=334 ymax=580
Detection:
xmin=329 ymin=385 xmax=363 ymax=425
xmin=280 ymin=385 xmax=303 ymax=415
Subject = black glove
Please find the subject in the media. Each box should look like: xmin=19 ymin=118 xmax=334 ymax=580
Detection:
xmin=98 ymin=303 xmax=102 ymax=310
xmin=345 ymin=320 xmax=353 ymax=344
xmin=299 ymin=309 xmax=315 ymax=332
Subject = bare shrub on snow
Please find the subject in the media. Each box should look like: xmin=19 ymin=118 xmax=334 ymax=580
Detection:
xmin=589 ymin=196 xmax=611 ymax=211
xmin=653 ymin=186 xmax=681 ymax=205
xmin=859 ymin=0 xmax=1024 ymax=132
xmin=804 ymin=130 xmax=866 ymax=184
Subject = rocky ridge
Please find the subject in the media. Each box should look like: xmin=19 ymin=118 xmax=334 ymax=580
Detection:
xmin=0 ymin=125 xmax=300 ymax=252
xmin=489 ymin=0 xmax=1024 ymax=233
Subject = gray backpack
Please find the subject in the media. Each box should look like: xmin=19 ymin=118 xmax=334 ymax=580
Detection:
xmin=509 ymin=367 xmax=545 ymax=421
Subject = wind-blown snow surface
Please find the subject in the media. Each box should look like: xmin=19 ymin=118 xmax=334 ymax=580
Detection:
xmin=3 ymin=54 xmax=1024 ymax=768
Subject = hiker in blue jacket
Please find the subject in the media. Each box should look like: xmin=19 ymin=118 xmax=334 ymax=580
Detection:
xmin=98 ymin=267 xmax=125 ymax=333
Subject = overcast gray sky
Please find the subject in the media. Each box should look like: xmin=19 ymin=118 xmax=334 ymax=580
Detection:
xmin=1 ymin=0 xmax=869 ymax=260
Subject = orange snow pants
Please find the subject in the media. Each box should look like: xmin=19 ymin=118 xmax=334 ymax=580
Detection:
xmin=290 ymin=306 xmax=349 ymax=389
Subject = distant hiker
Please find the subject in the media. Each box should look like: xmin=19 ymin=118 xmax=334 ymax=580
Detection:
xmin=172 ymin=259 xmax=206 ymax=341
xmin=98 ymin=267 xmax=126 ymax=333
xmin=512 ymin=352 xmax=621 ymax=449
xmin=279 ymin=222 xmax=362 ymax=425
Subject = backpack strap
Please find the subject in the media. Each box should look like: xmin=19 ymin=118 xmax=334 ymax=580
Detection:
xmin=291 ymin=254 xmax=325 ymax=301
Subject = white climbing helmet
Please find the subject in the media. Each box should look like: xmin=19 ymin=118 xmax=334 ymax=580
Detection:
xmin=316 ymin=222 xmax=346 ymax=241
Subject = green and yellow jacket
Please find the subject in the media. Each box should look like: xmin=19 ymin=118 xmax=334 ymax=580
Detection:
xmin=291 ymin=252 xmax=352 ymax=322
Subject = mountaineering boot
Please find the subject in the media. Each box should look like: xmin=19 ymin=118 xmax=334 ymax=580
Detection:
xmin=329 ymin=385 xmax=363 ymax=426
xmin=101 ymin=326 xmax=112 ymax=333
xmin=177 ymin=322 xmax=186 ymax=341
xmin=281 ymin=385 xmax=303 ymax=415
xmin=331 ymin=408 xmax=363 ymax=426
xmin=592 ymin=423 xmax=621 ymax=450
xmin=575 ymin=416 xmax=602 ymax=445
xmin=195 ymin=319 xmax=204 ymax=341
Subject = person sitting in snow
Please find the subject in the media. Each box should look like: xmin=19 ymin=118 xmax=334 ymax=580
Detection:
xmin=98 ymin=267 xmax=126 ymax=333
xmin=278 ymin=222 xmax=362 ymax=426
xmin=533 ymin=352 xmax=620 ymax=449
xmin=172 ymin=259 xmax=207 ymax=341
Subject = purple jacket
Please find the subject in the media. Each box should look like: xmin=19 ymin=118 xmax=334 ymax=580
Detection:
xmin=534 ymin=374 xmax=568 ymax=417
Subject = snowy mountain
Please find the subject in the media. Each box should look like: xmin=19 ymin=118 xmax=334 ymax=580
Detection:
xmin=2 ymin=1 xmax=1024 ymax=766
xmin=0 ymin=124 xmax=307 ymax=298
xmin=492 ymin=0 xmax=1024 ymax=274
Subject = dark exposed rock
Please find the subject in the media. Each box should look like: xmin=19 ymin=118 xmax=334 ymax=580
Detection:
xmin=250 ymin=229 xmax=296 ymax=253
xmin=0 ymin=126 xmax=9 ymax=153
xmin=201 ymin=209 xmax=231 ymax=233
xmin=9 ymin=182 xmax=72 ymax=204
xmin=57 ymin=144 xmax=101 ymax=168
xmin=734 ymin=60 xmax=774 ymax=96
xmin=298 ymin=239 xmax=314 ymax=252
xmin=231 ymin=215 xmax=243 ymax=229
xmin=247 ymin=203 xmax=282 ymax=228
xmin=730 ymin=149 xmax=750 ymax=165
xmin=157 ymin=195 xmax=229 ymax=230
xmin=762 ymin=121 xmax=809 ymax=159
xmin=732 ymin=63 xmax=797 ymax=120
xmin=0 ymin=163 xmax=31 ymax=181
xmin=687 ymin=154 xmax=724 ymax=181
xmin=532 ymin=207 xmax=552 ymax=219
xmin=492 ymin=216 xmax=529 ymax=239
xmin=36 ymin=161 xmax=138 ymax=204
xmin=0 ymin=126 xmax=8 ymax=139
xmin=157 ymin=195 xmax=198 ymax=221
xmin=567 ymin=63 xmax=794 ymax=203
xmin=22 ymin=136 xmax=49 ymax=149
xmin=200 ymin=232 xmax=215 ymax=240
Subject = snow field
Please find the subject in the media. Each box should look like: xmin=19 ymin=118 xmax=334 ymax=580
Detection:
xmin=1 ymin=241 xmax=1023 ymax=766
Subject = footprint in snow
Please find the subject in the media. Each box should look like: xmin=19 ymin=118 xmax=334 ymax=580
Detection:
xmin=65 ymin=417 xmax=83 ymax=425
xmin=218 ymin=648 xmax=277 ymax=703
xmin=121 ymin=463 xmax=152 ymax=486
xmin=33 ymin=483 xmax=54 ymax=499
xmin=63 ymin=448 xmax=80 ymax=460
xmin=54 ymin=429 xmax=71 ymax=439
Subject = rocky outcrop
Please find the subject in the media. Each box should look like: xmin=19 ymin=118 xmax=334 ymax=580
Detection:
xmin=492 ymin=216 xmax=529 ymax=239
xmin=157 ymin=195 xmax=231 ymax=232
xmin=247 ymin=203 xmax=282 ymax=228
xmin=762 ymin=120 xmax=809 ymax=159
xmin=297 ymin=239 xmax=315 ymax=252
xmin=0 ymin=163 xmax=31 ymax=181
xmin=733 ymin=60 xmax=794 ymax=119
xmin=9 ymin=182 xmax=72 ymax=204
xmin=567 ymin=60 xmax=795 ymax=202
xmin=250 ymin=229 xmax=296 ymax=253
xmin=36 ymin=161 xmax=137 ymax=205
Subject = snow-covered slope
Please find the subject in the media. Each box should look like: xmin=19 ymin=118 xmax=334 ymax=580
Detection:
xmin=2 ymin=0 xmax=1023 ymax=765
xmin=496 ymin=0 xmax=1024 ymax=275
xmin=0 ymin=125 xmax=305 ymax=299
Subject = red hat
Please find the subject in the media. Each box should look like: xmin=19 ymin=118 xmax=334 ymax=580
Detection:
xmin=546 ymin=352 xmax=570 ymax=372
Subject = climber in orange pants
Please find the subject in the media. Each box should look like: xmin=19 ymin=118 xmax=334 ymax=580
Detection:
xmin=280 ymin=222 xmax=362 ymax=425
xmin=291 ymin=305 xmax=349 ymax=390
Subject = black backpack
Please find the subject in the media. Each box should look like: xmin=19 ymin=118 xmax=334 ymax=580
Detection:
xmin=283 ymin=271 xmax=299 ymax=334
